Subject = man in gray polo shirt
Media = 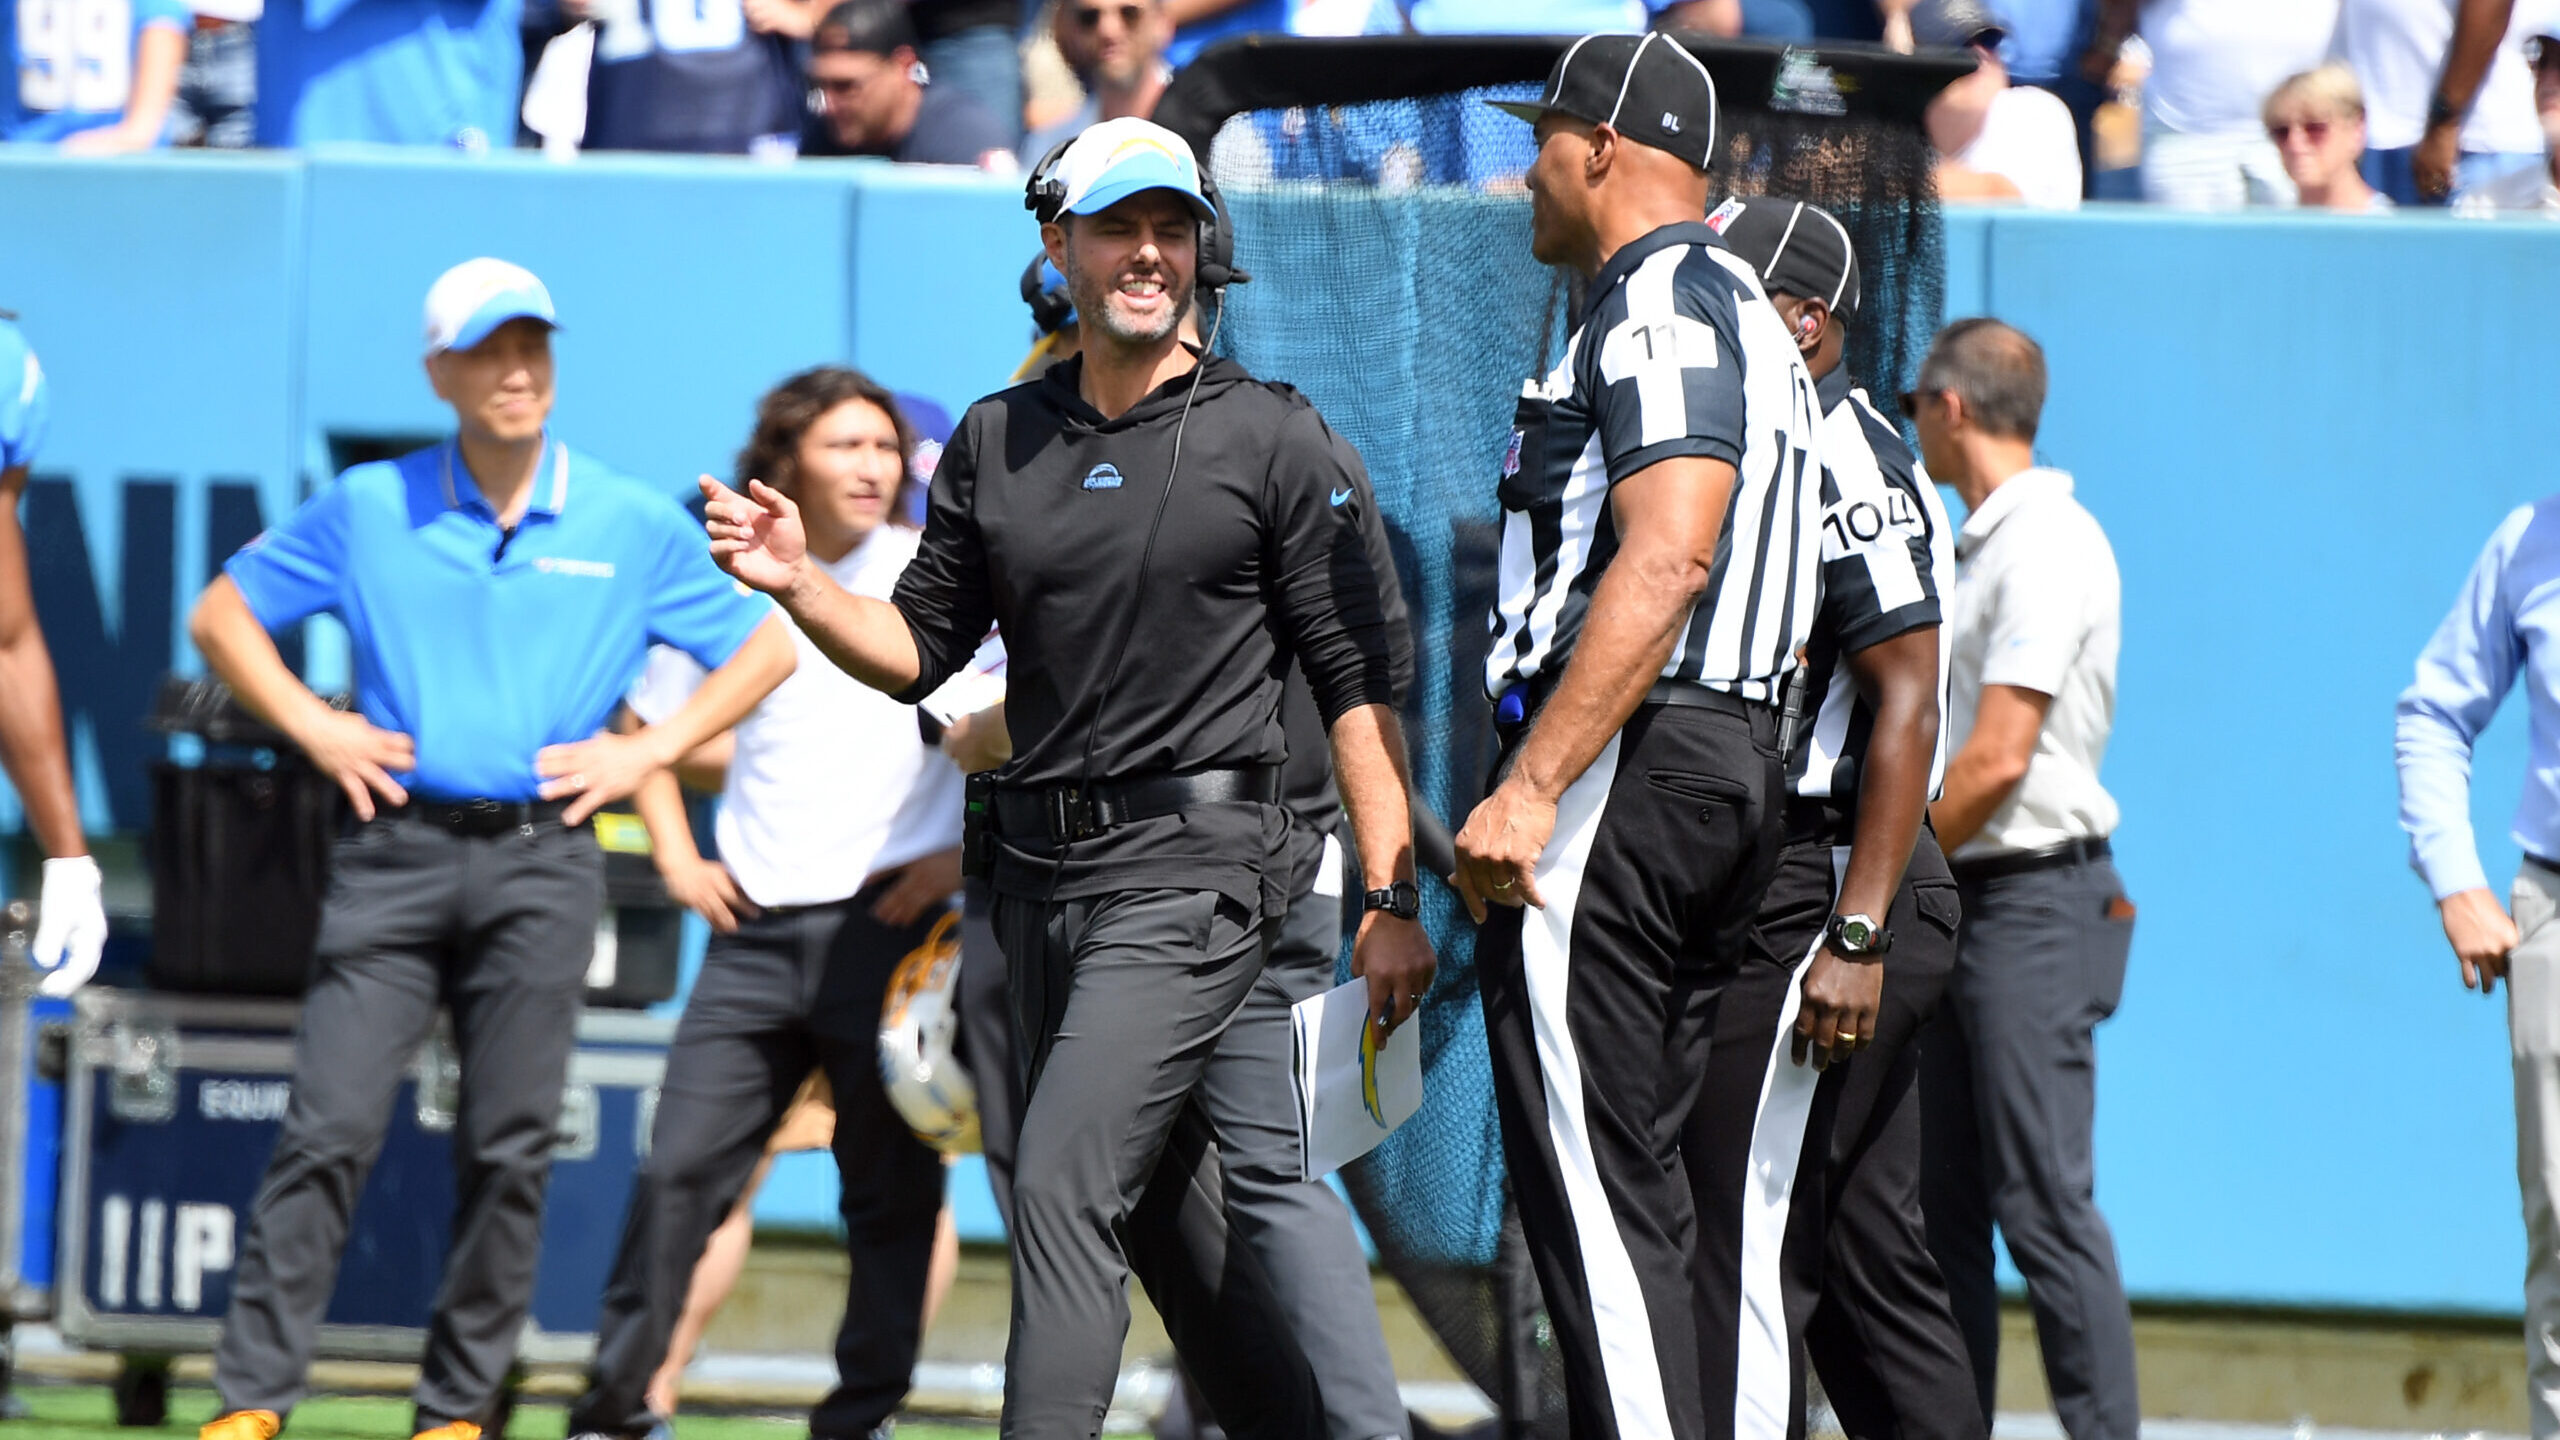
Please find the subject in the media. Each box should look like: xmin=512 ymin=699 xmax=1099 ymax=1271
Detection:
xmin=1909 ymin=317 xmax=2139 ymax=1440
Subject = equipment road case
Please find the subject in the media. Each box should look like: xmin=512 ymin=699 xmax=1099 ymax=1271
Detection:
xmin=55 ymin=988 xmax=672 ymax=1425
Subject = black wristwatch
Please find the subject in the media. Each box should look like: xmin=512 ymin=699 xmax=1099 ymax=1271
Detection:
xmin=1824 ymin=912 xmax=1893 ymax=958
xmin=1363 ymin=881 xmax=1421 ymax=921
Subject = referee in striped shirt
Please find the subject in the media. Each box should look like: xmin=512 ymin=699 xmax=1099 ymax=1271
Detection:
xmin=1456 ymin=35 xmax=1827 ymax=1440
xmin=1682 ymin=199 xmax=1981 ymax=1440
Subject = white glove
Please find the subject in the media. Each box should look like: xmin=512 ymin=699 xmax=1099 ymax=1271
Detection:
xmin=33 ymin=856 xmax=106 ymax=997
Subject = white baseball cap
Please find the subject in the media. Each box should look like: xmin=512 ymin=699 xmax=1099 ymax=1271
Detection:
xmin=422 ymin=258 xmax=560 ymax=357
xmin=1048 ymin=117 xmax=1215 ymax=223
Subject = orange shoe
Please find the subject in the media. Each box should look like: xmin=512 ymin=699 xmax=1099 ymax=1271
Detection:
xmin=412 ymin=1423 xmax=481 ymax=1440
xmin=199 ymin=1411 xmax=281 ymax=1440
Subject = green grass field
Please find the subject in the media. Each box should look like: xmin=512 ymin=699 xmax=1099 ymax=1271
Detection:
xmin=0 ymin=1384 xmax=996 ymax=1440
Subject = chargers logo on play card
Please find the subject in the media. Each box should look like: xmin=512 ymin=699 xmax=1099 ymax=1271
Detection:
xmin=1083 ymin=463 xmax=1125 ymax=491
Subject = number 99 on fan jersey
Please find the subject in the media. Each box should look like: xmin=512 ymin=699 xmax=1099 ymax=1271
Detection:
xmin=11 ymin=0 xmax=189 ymax=141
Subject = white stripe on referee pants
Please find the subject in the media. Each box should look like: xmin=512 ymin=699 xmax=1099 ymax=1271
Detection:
xmin=1521 ymin=733 xmax=1675 ymax=1440
xmin=1732 ymin=846 xmax=1846 ymax=1440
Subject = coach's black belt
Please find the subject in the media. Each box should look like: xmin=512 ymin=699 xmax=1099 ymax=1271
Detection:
xmin=1947 ymin=836 xmax=2111 ymax=885
xmin=398 ymin=797 xmax=579 ymax=837
xmin=992 ymin=766 xmax=1281 ymax=845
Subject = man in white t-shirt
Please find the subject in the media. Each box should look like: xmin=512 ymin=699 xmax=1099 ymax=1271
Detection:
xmin=1918 ymin=0 xmax=2084 ymax=208
xmin=2096 ymin=0 xmax=2337 ymax=208
xmin=1908 ymin=319 xmax=2138 ymax=1440
xmin=2460 ymin=16 xmax=2560 ymax=211
xmin=569 ymin=370 xmax=964 ymax=1440
xmin=2338 ymin=0 xmax=2545 ymax=203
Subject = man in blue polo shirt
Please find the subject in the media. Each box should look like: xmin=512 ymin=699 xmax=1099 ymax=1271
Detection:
xmin=187 ymin=259 xmax=795 ymax=1440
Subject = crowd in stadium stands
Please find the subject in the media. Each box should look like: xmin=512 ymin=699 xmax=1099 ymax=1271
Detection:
xmin=9 ymin=0 xmax=2560 ymax=215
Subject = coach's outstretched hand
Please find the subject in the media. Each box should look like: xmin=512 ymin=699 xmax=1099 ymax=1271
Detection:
xmin=1452 ymin=779 xmax=1554 ymax=921
xmin=702 ymin=476 xmax=809 ymax=596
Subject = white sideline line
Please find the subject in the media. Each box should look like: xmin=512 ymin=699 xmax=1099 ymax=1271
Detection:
xmin=1992 ymin=1415 xmax=2520 ymax=1440
xmin=17 ymin=1325 xmax=2509 ymax=1440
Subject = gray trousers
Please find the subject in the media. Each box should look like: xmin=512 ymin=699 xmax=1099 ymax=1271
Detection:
xmin=570 ymin=884 xmax=947 ymax=1440
xmin=1917 ymin=854 xmax=2139 ymax=1440
xmin=973 ymin=878 xmax=1405 ymax=1440
xmin=993 ymin=886 xmax=1311 ymax=1440
xmin=1184 ymin=885 xmax=1407 ymax=1440
xmin=2506 ymin=861 xmax=2560 ymax=1440
xmin=214 ymin=812 xmax=602 ymax=1428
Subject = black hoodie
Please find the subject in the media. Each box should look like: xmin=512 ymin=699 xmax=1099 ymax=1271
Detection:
xmin=892 ymin=349 xmax=1400 ymax=913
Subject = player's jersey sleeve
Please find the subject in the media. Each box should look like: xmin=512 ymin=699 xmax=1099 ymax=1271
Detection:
xmin=643 ymin=493 xmax=771 ymax=669
xmin=1818 ymin=400 xmax=1938 ymax=656
xmin=225 ymin=476 xmax=356 ymax=630
xmin=891 ymin=406 xmax=1000 ymax=704
xmin=1588 ymin=243 xmax=1747 ymax=484
xmin=0 ymin=326 xmax=47 ymax=473
xmin=136 ymin=0 xmax=189 ymax=36
xmin=1262 ymin=402 xmax=1398 ymax=725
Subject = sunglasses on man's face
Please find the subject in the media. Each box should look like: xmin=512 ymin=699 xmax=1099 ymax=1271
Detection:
xmin=2266 ymin=118 xmax=2334 ymax=144
xmin=1073 ymin=3 xmax=1146 ymax=28
xmin=1898 ymin=389 xmax=1937 ymax=421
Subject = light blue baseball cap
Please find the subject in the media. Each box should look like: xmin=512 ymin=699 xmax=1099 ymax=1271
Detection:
xmin=1051 ymin=117 xmax=1215 ymax=223
xmin=422 ymin=257 xmax=561 ymax=356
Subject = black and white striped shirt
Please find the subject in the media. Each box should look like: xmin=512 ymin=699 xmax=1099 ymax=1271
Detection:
xmin=1789 ymin=364 xmax=1957 ymax=804
xmin=1487 ymin=222 xmax=1826 ymax=705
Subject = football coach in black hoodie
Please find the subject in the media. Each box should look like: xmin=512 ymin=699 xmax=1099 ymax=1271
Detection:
xmin=700 ymin=116 xmax=1434 ymax=1440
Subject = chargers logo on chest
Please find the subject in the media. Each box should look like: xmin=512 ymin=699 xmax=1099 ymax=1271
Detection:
xmin=1082 ymin=463 xmax=1125 ymax=492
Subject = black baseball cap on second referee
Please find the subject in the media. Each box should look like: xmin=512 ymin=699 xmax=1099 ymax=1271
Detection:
xmin=1705 ymin=195 xmax=1862 ymax=319
xmin=1489 ymin=32 xmax=1718 ymax=170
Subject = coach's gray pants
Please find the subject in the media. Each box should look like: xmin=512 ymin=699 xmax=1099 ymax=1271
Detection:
xmin=1187 ymin=882 xmax=1407 ymax=1440
xmin=1918 ymin=854 xmax=2139 ymax=1440
xmin=994 ymin=886 xmax=1316 ymax=1440
xmin=2507 ymin=861 xmax=2560 ymax=1440
xmin=214 ymin=812 xmax=601 ymax=1429
xmin=975 ymin=873 xmax=1403 ymax=1440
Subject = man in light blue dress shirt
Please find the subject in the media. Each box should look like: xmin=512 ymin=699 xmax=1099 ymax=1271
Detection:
xmin=2396 ymin=497 xmax=2560 ymax=1440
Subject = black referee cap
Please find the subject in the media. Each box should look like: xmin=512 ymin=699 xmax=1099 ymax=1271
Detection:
xmin=1488 ymin=33 xmax=1718 ymax=171
xmin=1705 ymin=196 xmax=1861 ymax=320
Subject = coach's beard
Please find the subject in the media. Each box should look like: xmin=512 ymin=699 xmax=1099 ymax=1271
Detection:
xmin=1070 ymin=261 xmax=1194 ymax=347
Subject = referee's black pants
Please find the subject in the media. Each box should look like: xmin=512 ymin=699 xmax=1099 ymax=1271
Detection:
xmin=1477 ymin=697 xmax=1782 ymax=1440
xmin=992 ymin=884 xmax=1325 ymax=1440
xmin=569 ymin=879 xmax=948 ymax=1440
xmin=1687 ymin=827 xmax=1981 ymax=1440
xmin=214 ymin=811 xmax=602 ymax=1431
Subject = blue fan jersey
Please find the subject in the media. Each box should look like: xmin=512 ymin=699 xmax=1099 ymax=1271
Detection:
xmin=254 ymin=0 xmax=524 ymax=147
xmin=9 ymin=0 xmax=190 ymax=143
xmin=582 ymin=0 xmax=800 ymax=154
